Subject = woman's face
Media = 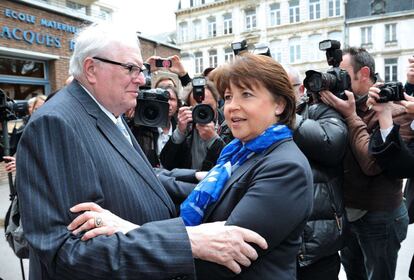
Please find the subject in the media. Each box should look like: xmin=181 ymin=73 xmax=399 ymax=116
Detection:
xmin=167 ymin=88 xmax=178 ymax=117
xmin=223 ymin=81 xmax=285 ymax=142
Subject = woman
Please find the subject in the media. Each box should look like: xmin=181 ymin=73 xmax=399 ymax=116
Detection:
xmin=68 ymin=53 xmax=313 ymax=279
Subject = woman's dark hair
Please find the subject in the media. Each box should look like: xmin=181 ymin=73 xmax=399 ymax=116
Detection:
xmin=223 ymin=53 xmax=296 ymax=129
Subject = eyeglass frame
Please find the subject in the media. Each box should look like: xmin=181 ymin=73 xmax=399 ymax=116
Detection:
xmin=92 ymin=56 xmax=145 ymax=78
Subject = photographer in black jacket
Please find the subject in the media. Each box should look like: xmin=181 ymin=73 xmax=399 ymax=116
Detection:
xmin=290 ymin=66 xmax=348 ymax=280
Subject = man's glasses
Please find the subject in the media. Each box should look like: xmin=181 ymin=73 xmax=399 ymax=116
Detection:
xmin=92 ymin=57 xmax=145 ymax=79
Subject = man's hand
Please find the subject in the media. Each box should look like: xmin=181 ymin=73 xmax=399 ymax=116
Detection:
xmin=168 ymin=55 xmax=187 ymax=77
xmin=177 ymin=106 xmax=193 ymax=134
xmin=3 ymin=156 xmax=16 ymax=173
xmin=399 ymin=93 xmax=414 ymax=114
xmin=196 ymin=122 xmax=217 ymax=141
xmin=407 ymin=57 xmax=414 ymax=84
xmin=366 ymin=84 xmax=393 ymax=129
xmin=186 ymin=221 xmax=268 ymax=274
xmin=320 ymin=90 xmax=357 ymax=118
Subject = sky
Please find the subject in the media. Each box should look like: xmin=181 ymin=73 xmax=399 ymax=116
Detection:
xmin=113 ymin=0 xmax=180 ymax=36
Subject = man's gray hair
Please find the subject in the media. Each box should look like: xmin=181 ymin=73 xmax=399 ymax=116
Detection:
xmin=69 ymin=23 xmax=141 ymax=78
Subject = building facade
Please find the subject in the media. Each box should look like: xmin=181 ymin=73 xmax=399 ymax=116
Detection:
xmin=345 ymin=0 xmax=414 ymax=83
xmin=176 ymin=0 xmax=346 ymax=77
xmin=0 ymin=0 xmax=180 ymax=101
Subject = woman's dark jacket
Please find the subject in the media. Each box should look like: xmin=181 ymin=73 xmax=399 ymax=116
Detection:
xmin=293 ymin=102 xmax=348 ymax=266
xmin=130 ymin=118 xmax=177 ymax=168
xmin=160 ymin=127 xmax=225 ymax=171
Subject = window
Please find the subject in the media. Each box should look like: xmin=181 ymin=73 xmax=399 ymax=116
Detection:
xmin=269 ymin=3 xmax=281 ymax=26
xmin=289 ymin=38 xmax=301 ymax=63
xmin=385 ymin=23 xmax=397 ymax=43
xmin=208 ymin=17 xmax=217 ymax=38
xmin=289 ymin=0 xmax=300 ymax=23
xmin=384 ymin=58 xmax=398 ymax=82
xmin=190 ymin=0 xmax=205 ymax=7
xmin=361 ymin=26 xmax=372 ymax=46
xmin=193 ymin=20 xmax=202 ymax=40
xmin=66 ymin=1 xmax=88 ymax=15
xmin=194 ymin=52 xmax=203 ymax=74
xmin=224 ymin=48 xmax=234 ymax=62
xmin=179 ymin=22 xmax=188 ymax=42
xmin=327 ymin=31 xmax=342 ymax=42
xmin=328 ymin=0 xmax=340 ymax=17
xmin=223 ymin=13 xmax=233 ymax=35
xmin=245 ymin=9 xmax=257 ymax=30
xmin=308 ymin=34 xmax=323 ymax=61
xmin=270 ymin=41 xmax=282 ymax=63
xmin=99 ymin=7 xmax=112 ymax=21
xmin=0 ymin=56 xmax=48 ymax=100
xmin=309 ymin=0 xmax=320 ymax=20
xmin=209 ymin=50 xmax=218 ymax=68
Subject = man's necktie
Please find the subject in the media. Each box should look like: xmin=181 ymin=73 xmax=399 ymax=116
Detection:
xmin=116 ymin=118 xmax=133 ymax=146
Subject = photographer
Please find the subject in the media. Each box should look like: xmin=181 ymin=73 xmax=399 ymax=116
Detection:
xmin=367 ymin=56 xmax=414 ymax=279
xmin=160 ymin=80 xmax=225 ymax=171
xmin=320 ymin=47 xmax=414 ymax=280
xmin=291 ymin=66 xmax=348 ymax=279
xmin=129 ymin=84 xmax=180 ymax=167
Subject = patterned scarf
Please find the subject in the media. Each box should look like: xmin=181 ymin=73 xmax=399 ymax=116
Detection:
xmin=180 ymin=123 xmax=292 ymax=226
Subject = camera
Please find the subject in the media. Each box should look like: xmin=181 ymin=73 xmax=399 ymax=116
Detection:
xmin=231 ymin=39 xmax=248 ymax=56
xmin=0 ymin=89 xmax=29 ymax=121
xmin=155 ymin=59 xmax=172 ymax=68
xmin=377 ymin=82 xmax=405 ymax=103
xmin=252 ymin=42 xmax=271 ymax=57
xmin=303 ymin=40 xmax=351 ymax=99
xmin=191 ymin=77 xmax=215 ymax=124
xmin=134 ymin=88 xmax=170 ymax=128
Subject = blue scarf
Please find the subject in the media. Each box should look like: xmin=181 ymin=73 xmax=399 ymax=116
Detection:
xmin=180 ymin=123 xmax=292 ymax=226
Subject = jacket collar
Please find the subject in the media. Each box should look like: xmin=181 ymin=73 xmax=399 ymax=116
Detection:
xmin=203 ymin=138 xmax=291 ymax=221
xmin=68 ymin=80 xmax=176 ymax=215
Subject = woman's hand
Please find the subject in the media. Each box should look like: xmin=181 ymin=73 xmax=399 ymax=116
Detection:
xmin=3 ymin=156 xmax=16 ymax=173
xmin=68 ymin=202 xmax=139 ymax=241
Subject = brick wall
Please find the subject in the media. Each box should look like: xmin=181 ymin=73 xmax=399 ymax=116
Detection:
xmin=0 ymin=0 xmax=88 ymax=92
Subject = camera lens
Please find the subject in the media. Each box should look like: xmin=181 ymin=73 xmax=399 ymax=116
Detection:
xmin=143 ymin=104 xmax=160 ymax=122
xmin=192 ymin=104 xmax=214 ymax=124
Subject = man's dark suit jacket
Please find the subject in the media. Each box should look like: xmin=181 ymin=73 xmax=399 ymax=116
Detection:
xmin=160 ymin=139 xmax=314 ymax=279
xmin=15 ymin=81 xmax=195 ymax=280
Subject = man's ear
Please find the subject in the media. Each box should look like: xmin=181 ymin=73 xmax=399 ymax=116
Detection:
xmin=359 ymin=66 xmax=371 ymax=82
xmin=84 ymin=58 xmax=98 ymax=84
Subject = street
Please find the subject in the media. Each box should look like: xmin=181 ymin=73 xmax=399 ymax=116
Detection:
xmin=0 ymin=181 xmax=413 ymax=280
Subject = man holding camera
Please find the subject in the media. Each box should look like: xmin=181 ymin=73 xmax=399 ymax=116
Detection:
xmin=160 ymin=79 xmax=225 ymax=171
xmin=367 ymin=56 xmax=414 ymax=280
xmin=320 ymin=47 xmax=414 ymax=280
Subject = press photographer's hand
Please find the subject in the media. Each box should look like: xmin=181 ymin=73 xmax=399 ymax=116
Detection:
xmin=177 ymin=106 xmax=193 ymax=134
xmin=196 ymin=122 xmax=217 ymax=141
xmin=320 ymin=90 xmax=356 ymax=118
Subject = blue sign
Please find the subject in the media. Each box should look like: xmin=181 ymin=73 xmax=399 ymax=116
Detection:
xmin=1 ymin=7 xmax=81 ymax=51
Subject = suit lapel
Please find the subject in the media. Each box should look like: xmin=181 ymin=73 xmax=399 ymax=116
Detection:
xmin=203 ymin=139 xmax=291 ymax=221
xmin=69 ymin=81 xmax=175 ymax=215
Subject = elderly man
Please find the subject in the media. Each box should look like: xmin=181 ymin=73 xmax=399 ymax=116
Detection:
xmin=15 ymin=23 xmax=266 ymax=280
